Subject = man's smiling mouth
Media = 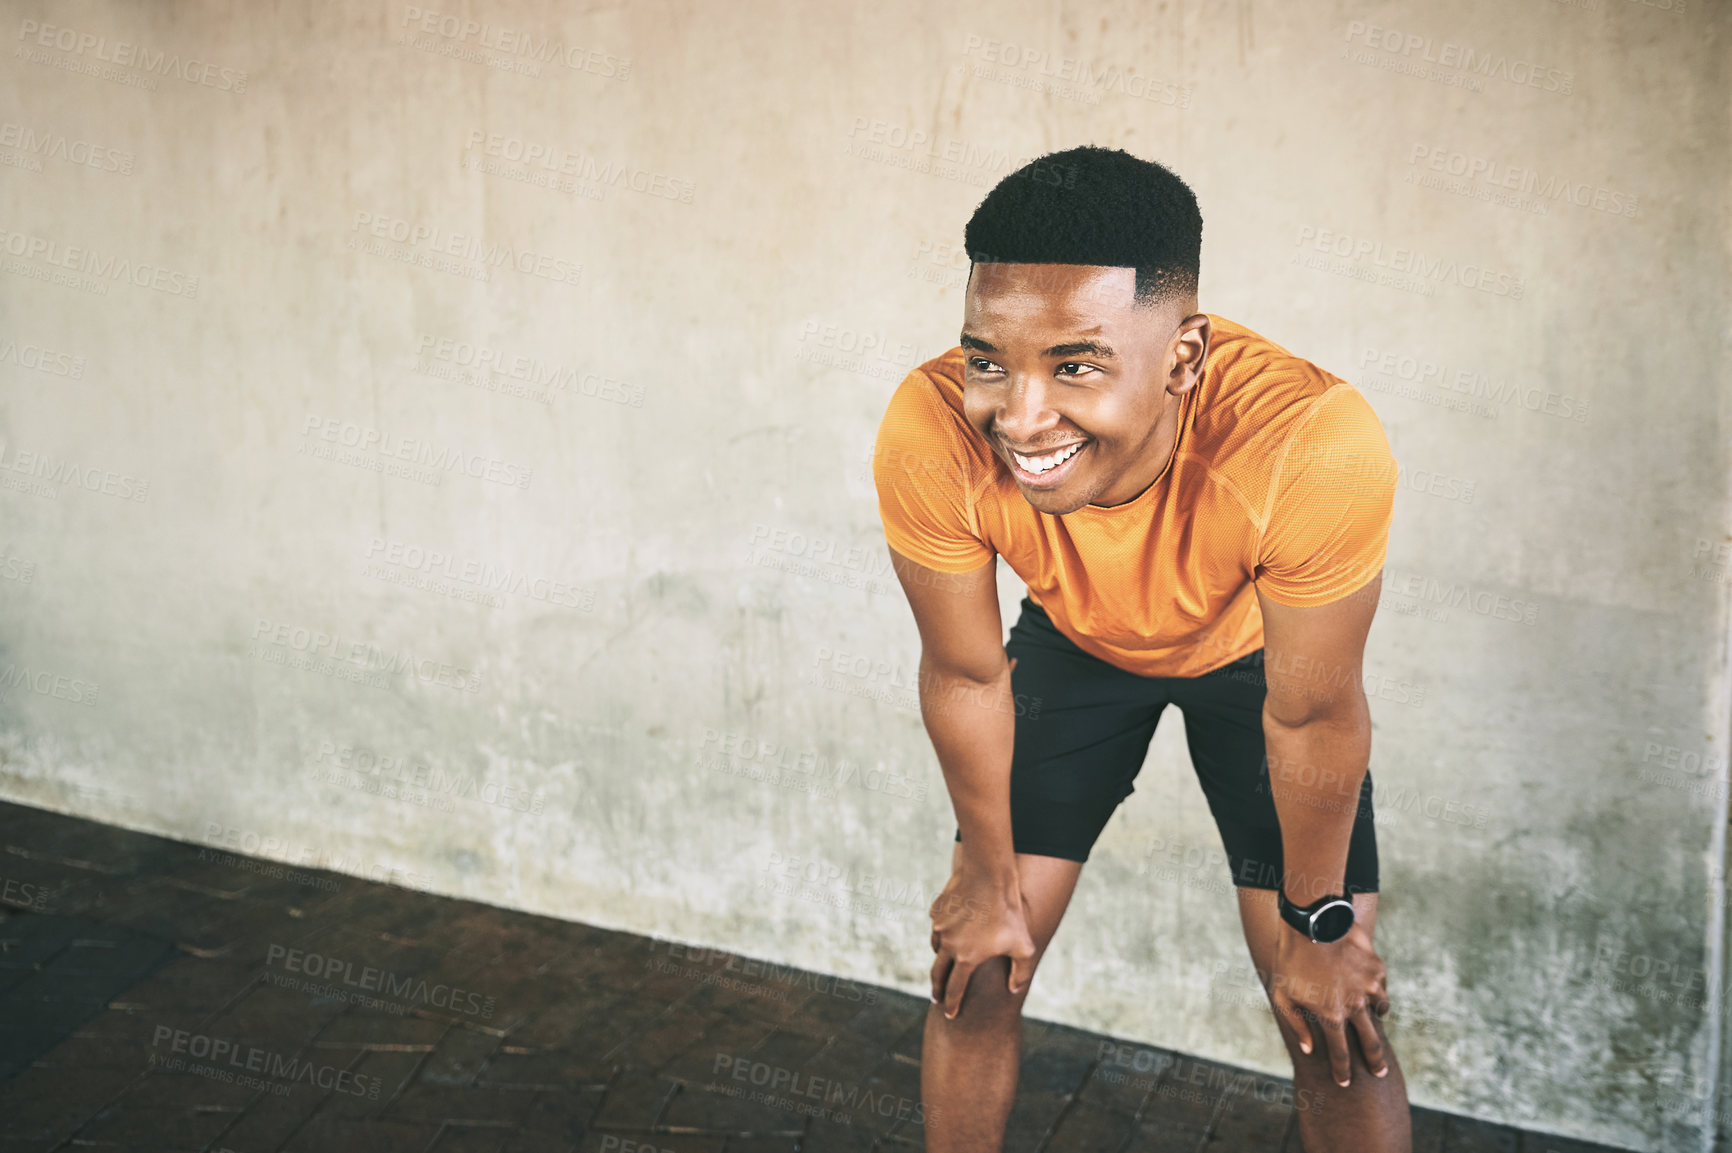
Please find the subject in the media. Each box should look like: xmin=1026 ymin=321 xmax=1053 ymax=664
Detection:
xmin=1003 ymin=439 xmax=1091 ymax=486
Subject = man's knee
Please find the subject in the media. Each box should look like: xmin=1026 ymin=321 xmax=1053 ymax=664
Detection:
xmin=935 ymin=955 xmax=1035 ymax=1026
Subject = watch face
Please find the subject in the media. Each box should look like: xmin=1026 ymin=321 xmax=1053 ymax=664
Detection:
xmin=1311 ymin=901 xmax=1355 ymax=943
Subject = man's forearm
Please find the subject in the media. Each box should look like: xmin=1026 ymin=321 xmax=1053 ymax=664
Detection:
xmin=919 ymin=653 xmax=1018 ymax=882
xmin=1264 ymin=702 xmax=1372 ymax=903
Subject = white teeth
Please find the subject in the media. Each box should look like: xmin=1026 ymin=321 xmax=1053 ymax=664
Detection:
xmin=1012 ymin=442 xmax=1083 ymax=475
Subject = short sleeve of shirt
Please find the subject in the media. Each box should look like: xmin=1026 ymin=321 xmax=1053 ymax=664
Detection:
xmin=1255 ymin=385 xmax=1397 ymax=607
xmin=872 ymin=370 xmax=995 ymax=573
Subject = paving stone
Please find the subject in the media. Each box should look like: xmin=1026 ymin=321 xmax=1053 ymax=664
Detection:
xmin=1407 ymin=1106 xmax=1449 ymax=1152
xmin=385 ymin=1081 xmax=539 ymax=1128
xmin=189 ymin=1078 xmax=329 ymax=1150
xmin=494 ymin=1087 xmax=607 ymax=1151
xmin=68 ymin=1099 xmax=240 ymax=1146
xmin=0 ymin=800 xmax=1638 ymax=1153
xmin=317 ymin=1047 xmax=433 ymax=1118
xmin=789 ymin=1116 xmax=883 ymax=1152
xmin=112 ymin=1069 xmax=259 ymax=1112
xmin=280 ymin=1113 xmax=444 ymax=1153
xmin=590 ymin=1065 xmax=689 ymax=1130
xmin=578 ymin=1135 xmax=723 ymax=1153
xmin=417 ymin=1022 xmax=503 ymax=1087
xmin=0 ymin=1063 xmax=139 ymax=1143
xmin=1442 ymin=1112 xmax=1521 ymax=1151
xmin=426 ymin=1124 xmax=517 ymax=1153
xmin=602 ymin=999 xmax=723 ymax=1070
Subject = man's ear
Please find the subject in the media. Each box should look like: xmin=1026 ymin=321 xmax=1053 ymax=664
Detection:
xmin=1166 ymin=312 xmax=1211 ymax=396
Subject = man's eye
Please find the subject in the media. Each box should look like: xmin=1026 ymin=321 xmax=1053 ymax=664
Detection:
xmin=1057 ymin=362 xmax=1094 ymax=377
xmin=968 ymin=358 xmax=1001 ymax=373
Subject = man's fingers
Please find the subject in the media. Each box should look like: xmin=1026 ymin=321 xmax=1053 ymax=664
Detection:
xmin=1351 ymin=1006 xmax=1389 ymax=1077
xmin=1008 ymin=950 xmax=1036 ymax=997
xmin=943 ymin=959 xmax=976 ymax=1020
xmin=929 ymin=950 xmax=953 ymax=1006
xmin=1271 ymin=991 xmax=1314 ymax=1055
xmin=1322 ymin=1016 xmax=1353 ymax=1087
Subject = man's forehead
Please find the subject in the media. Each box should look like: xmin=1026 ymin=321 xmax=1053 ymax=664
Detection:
xmin=962 ymin=265 xmax=1155 ymax=343
xmin=967 ymin=261 xmax=1137 ymax=301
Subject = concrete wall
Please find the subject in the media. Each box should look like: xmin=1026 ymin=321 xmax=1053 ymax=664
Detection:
xmin=1 ymin=0 xmax=1727 ymax=1147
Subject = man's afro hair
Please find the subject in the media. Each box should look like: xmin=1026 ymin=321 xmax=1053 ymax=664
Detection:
xmin=963 ymin=145 xmax=1202 ymax=306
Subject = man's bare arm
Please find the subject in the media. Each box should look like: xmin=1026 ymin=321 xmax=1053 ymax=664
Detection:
xmin=888 ymin=545 xmax=1017 ymax=882
xmin=1254 ymin=574 xmax=1393 ymax=1085
xmin=1255 ymin=574 xmax=1381 ymax=902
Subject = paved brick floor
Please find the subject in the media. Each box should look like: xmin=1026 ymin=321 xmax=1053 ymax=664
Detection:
xmin=0 ymin=800 xmax=1624 ymax=1153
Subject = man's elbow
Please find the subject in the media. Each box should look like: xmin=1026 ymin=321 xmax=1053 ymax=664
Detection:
xmin=1262 ymin=685 xmax=1369 ymax=732
xmin=920 ymin=648 xmax=1011 ymax=691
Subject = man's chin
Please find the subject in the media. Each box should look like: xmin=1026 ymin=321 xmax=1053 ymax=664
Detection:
xmin=1017 ymin=482 xmax=1093 ymax=516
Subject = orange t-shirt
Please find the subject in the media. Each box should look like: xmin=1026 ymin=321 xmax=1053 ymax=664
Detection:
xmin=872 ymin=313 xmax=1398 ymax=678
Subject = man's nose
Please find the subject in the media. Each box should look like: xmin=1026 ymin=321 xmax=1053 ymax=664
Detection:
xmin=995 ymin=375 xmax=1062 ymax=443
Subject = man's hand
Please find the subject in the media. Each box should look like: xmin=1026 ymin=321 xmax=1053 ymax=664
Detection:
xmin=1268 ymin=918 xmax=1392 ymax=1087
xmin=929 ymin=855 xmax=1037 ymax=1020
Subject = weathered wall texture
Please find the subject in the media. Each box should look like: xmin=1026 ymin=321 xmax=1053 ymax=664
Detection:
xmin=1 ymin=0 xmax=1727 ymax=1147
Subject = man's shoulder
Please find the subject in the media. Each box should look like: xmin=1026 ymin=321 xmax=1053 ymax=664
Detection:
xmin=910 ymin=345 xmax=967 ymax=395
xmin=1195 ymin=315 xmax=1366 ymax=457
xmin=881 ymin=346 xmax=971 ymax=433
xmin=875 ymin=347 xmax=996 ymax=483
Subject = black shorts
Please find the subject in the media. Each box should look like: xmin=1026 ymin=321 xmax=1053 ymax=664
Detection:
xmin=954 ymin=596 xmax=1379 ymax=894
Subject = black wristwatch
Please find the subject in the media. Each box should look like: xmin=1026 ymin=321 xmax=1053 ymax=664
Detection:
xmin=1278 ymin=888 xmax=1356 ymax=943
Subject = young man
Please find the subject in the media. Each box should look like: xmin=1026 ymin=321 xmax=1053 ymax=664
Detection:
xmin=871 ymin=146 xmax=1411 ymax=1152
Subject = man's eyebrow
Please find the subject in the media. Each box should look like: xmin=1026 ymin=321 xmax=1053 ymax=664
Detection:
xmin=958 ymin=334 xmax=1118 ymax=359
xmin=1044 ymin=339 xmax=1116 ymax=359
